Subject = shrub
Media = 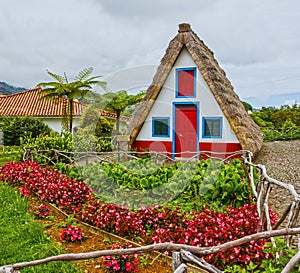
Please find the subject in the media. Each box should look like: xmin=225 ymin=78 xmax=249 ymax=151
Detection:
xmin=25 ymin=131 xmax=73 ymax=163
xmin=0 ymin=116 xmax=52 ymax=146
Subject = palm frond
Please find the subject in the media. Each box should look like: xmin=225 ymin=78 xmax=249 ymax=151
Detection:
xmin=45 ymin=70 xmax=67 ymax=83
xmin=75 ymin=67 xmax=94 ymax=81
xmin=64 ymin=72 xmax=69 ymax=84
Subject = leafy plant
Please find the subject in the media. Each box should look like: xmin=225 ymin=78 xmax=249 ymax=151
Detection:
xmin=0 ymin=160 xmax=278 ymax=269
xmin=102 ymin=242 xmax=139 ymax=272
xmin=30 ymin=204 xmax=51 ymax=219
xmin=25 ymin=131 xmax=73 ymax=163
xmin=0 ymin=146 xmax=23 ymax=165
xmin=60 ymin=225 xmax=85 ymax=242
xmin=225 ymin=237 xmax=300 ymax=272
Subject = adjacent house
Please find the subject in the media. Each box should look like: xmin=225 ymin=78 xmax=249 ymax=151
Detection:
xmin=126 ymin=23 xmax=263 ymax=158
xmin=0 ymin=87 xmax=130 ymax=133
xmin=0 ymin=87 xmax=84 ymax=132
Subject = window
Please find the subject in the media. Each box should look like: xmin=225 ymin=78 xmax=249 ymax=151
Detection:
xmin=176 ymin=67 xmax=196 ymax=97
xmin=152 ymin=117 xmax=170 ymax=137
xmin=202 ymin=117 xmax=222 ymax=138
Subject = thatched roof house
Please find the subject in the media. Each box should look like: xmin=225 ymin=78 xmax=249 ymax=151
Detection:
xmin=126 ymin=23 xmax=263 ymax=158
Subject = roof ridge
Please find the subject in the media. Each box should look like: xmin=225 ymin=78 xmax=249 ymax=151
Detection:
xmin=2 ymin=87 xmax=42 ymax=98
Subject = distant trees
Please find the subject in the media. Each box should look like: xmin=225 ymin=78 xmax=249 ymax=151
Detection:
xmin=250 ymin=104 xmax=300 ymax=141
xmin=250 ymin=105 xmax=300 ymax=128
xmin=242 ymin=101 xmax=253 ymax=112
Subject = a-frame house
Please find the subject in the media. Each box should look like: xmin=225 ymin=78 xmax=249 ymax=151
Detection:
xmin=126 ymin=23 xmax=263 ymax=158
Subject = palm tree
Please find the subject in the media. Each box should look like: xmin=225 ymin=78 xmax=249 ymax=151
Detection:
xmin=37 ymin=67 xmax=106 ymax=132
xmin=100 ymin=90 xmax=145 ymax=135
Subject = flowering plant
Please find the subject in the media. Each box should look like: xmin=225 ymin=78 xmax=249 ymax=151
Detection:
xmin=59 ymin=225 xmax=84 ymax=242
xmin=30 ymin=204 xmax=50 ymax=218
xmin=103 ymin=242 xmax=139 ymax=272
xmin=18 ymin=186 xmax=30 ymax=197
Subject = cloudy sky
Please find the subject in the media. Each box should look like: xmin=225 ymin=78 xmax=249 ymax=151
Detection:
xmin=1 ymin=0 xmax=300 ymax=107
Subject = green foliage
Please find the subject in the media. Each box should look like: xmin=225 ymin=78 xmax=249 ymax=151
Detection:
xmin=79 ymin=158 xmax=253 ymax=211
xmin=97 ymin=90 xmax=145 ymax=134
xmin=25 ymin=131 xmax=73 ymax=163
xmin=0 ymin=116 xmax=52 ymax=146
xmin=54 ymin=162 xmax=82 ymax=180
xmin=224 ymin=237 xmax=300 ymax=272
xmin=74 ymin=106 xmax=114 ymax=152
xmin=242 ymin=101 xmax=253 ymax=112
xmin=0 ymin=183 xmax=81 ymax=273
xmin=0 ymin=146 xmax=23 ymax=165
xmin=250 ymin=104 xmax=300 ymax=141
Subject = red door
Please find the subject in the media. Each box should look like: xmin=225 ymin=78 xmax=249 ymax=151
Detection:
xmin=175 ymin=104 xmax=198 ymax=157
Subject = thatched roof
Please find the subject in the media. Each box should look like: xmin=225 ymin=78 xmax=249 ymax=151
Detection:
xmin=126 ymin=23 xmax=263 ymax=156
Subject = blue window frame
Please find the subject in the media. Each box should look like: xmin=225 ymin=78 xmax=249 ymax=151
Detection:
xmin=175 ymin=67 xmax=197 ymax=98
xmin=202 ymin=117 xmax=222 ymax=138
xmin=152 ymin=117 xmax=170 ymax=137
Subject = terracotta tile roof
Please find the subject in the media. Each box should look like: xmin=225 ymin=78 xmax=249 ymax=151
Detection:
xmin=0 ymin=87 xmax=84 ymax=117
xmin=0 ymin=87 xmax=131 ymax=122
xmin=98 ymin=109 xmax=131 ymax=122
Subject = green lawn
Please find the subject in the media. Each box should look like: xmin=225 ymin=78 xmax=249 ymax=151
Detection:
xmin=0 ymin=183 xmax=82 ymax=273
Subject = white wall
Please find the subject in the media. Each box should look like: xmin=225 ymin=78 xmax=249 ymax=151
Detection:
xmin=43 ymin=117 xmax=80 ymax=133
xmin=136 ymin=47 xmax=239 ymax=143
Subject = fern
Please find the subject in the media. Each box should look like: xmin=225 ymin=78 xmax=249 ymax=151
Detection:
xmin=75 ymin=67 xmax=93 ymax=81
xmin=46 ymin=70 xmax=67 ymax=84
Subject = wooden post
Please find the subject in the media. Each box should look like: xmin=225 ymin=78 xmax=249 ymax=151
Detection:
xmin=174 ymin=264 xmax=188 ymax=273
xmin=172 ymin=251 xmax=186 ymax=272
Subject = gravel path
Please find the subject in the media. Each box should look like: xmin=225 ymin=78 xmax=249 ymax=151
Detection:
xmin=255 ymin=140 xmax=300 ymax=222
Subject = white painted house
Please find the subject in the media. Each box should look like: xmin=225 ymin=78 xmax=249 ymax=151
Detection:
xmin=0 ymin=88 xmax=83 ymax=132
xmin=126 ymin=23 xmax=263 ymax=158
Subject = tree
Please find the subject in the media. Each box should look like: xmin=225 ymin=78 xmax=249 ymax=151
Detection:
xmin=99 ymin=90 xmax=145 ymax=135
xmin=37 ymin=67 xmax=106 ymax=132
xmin=242 ymin=101 xmax=253 ymax=112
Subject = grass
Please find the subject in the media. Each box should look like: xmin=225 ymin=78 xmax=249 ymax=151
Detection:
xmin=0 ymin=183 xmax=82 ymax=273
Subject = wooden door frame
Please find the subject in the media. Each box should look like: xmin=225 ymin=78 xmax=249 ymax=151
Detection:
xmin=172 ymin=102 xmax=200 ymax=159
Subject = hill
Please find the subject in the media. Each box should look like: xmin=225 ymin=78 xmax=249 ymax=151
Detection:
xmin=0 ymin=81 xmax=26 ymax=95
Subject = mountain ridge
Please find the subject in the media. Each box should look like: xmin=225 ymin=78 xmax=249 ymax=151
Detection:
xmin=0 ymin=81 xmax=27 ymax=95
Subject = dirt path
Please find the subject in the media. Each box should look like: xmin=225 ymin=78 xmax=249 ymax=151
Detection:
xmin=255 ymin=140 xmax=300 ymax=218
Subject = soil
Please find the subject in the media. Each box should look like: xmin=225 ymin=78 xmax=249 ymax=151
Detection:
xmin=29 ymin=197 xmax=172 ymax=273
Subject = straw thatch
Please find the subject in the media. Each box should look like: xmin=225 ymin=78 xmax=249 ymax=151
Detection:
xmin=126 ymin=23 xmax=263 ymax=156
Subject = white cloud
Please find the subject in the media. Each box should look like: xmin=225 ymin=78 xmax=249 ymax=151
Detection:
xmin=0 ymin=0 xmax=299 ymax=106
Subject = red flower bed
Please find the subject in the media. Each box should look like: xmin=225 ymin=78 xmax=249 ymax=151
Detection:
xmin=0 ymin=161 xmax=92 ymax=212
xmin=0 ymin=161 xmax=278 ymax=268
